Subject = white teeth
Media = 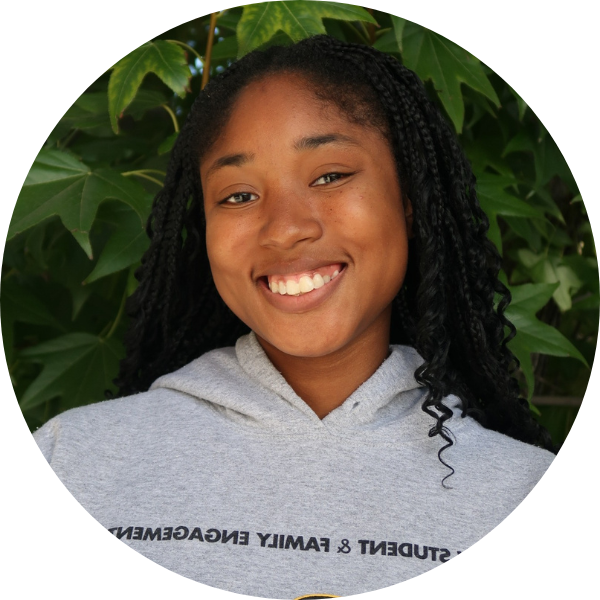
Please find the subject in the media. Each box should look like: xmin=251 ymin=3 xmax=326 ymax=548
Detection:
xmin=299 ymin=275 xmax=314 ymax=293
xmin=268 ymin=267 xmax=342 ymax=296
xmin=286 ymin=280 xmax=301 ymax=296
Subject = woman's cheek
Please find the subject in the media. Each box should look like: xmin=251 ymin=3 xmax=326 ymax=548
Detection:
xmin=206 ymin=219 xmax=257 ymax=322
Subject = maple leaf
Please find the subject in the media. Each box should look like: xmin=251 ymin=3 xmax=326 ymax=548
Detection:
xmin=108 ymin=40 xmax=190 ymax=133
xmin=402 ymin=22 xmax=500 ymax=133
xmin=19 ymin=333 xmax=123 ymax=411
xmin=9 ymin=150 xmax=152 ymax=258
xmin=506 ymin=283 xmax=587 ymax=399
xmin=237 ymin=1 xmax=377 ymax=57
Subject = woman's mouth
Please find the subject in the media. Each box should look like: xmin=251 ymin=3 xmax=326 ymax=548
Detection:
xmin=265 ymin=263 xmax=344 ymax=297
xmin=257 ymin=262 xmax=347 ymax=313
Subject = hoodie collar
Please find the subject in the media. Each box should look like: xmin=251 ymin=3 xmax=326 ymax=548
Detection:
xmin=152 ymin=332 xmax=429 ymax=434
xmin=236 ymin=332 xmax=427 ymax=431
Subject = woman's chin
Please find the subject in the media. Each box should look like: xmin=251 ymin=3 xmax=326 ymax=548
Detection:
xmin=254 ymin=327 xmax=366 ymax=358
xmin=255 ymin=328 xmax=351 ymax=360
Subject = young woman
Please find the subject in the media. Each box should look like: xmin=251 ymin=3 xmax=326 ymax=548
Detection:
xmin=34 ymin=35 xmax=555 ymax=598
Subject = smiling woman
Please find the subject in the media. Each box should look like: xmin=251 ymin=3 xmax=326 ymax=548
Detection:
xmin=31 ymin=34 xmax=555 ymax=598
xmin=201 ymin=73 xmax=411 ymax=417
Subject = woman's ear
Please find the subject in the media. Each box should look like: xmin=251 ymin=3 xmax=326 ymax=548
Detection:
xmin=404 ymin=197 xmax=414 ymax=239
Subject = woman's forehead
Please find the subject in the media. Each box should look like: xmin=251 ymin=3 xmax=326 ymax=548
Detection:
xmin=227 ymin=73 xmax=344 ymax=124
xmin=201 ymin=73 xmax=389 ymax=164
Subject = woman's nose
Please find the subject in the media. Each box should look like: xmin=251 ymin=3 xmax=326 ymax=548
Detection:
xmin=258 ymin=189 xmax=323 ymax=250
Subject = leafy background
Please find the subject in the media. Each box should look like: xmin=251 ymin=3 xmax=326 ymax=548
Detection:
xmin=2 ymin=2 xmax=596 ymax=447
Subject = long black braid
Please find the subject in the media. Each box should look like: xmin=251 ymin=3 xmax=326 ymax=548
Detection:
xmin=115 ymin=36 xmax=555 ymax=475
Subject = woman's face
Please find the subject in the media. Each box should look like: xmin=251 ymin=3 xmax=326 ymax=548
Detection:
xmin=201 ymin=74 xmax=412 ymax=358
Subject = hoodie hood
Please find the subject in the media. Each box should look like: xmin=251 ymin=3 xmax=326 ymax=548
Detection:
xmin=151 ymin=332 xmax=441 ymax=436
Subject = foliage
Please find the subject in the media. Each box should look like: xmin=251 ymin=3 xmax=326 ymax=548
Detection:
xmin=2 ymin=2 xmax=596 ymax=446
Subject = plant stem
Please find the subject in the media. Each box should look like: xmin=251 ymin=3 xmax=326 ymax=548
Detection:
xmin=121 ymin=169 xmax=166 ymax=177
xmin=167 ymin=39 xmax=203 ymax=63
xmin=202 ymin=12 xmax=218 ymax=90
xmin=105 ymin=285 xmax=128 ymax=341
xmin=122 ymin=170 xmax=165 ymax=187
xmin=366 ymin=8 xmax=377 ymax=44
xmin=58 ymin=129 xmax=78 ymax=149
xmin=161 ymin=104 xmax=179 ymax=132
xmin=132 ymin=173 xmax=164 ymax=186
xmin=344 ymin=21 xmax=369 ymax=45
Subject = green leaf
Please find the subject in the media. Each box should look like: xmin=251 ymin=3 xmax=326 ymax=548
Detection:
xmin=503 ymin=217 xmax=542 ymax=252
xmin=508 ymin=309 xmax=587 ymax=365
xmin=529 ymin=216 xmax=557 ymax=243
xmin=508 ymin=86 xmax=527 ymax=121
xmin=1 ymin=313 xmax=14 ymax=366
xmin=158 ymin=131 xmax=179 ymax=155
xmin=61 ymin=93 xmax=111 ymax=131
xmin=527 ymin=187 xmax=564 ymax=223
xmin=372 ymin=29 xmax=397 ymax=53
xmin=9 ymin=150 xmax=153 ymax=258
xmin=505 ymin=282 xmax=588 ymax=398
xmin=558 ymin=254 xmax=600 ymax=310
xmin=217 ymin=8 xmax=243 ymax=32
xmin=84 ymin=205 xmax=150 ymax=284
xmin=402 ymin=22 xmax=500 ymax=133
xmin=507 ymin=333 xmax=535 ymax=401
xmin=477 ymin=175 xmax=544 ymax=219
xmin=572 ymin=293 xmax=600 ymax=311
xmin=475 ymin=173 xmax=544 ymax=252
xmin=1 ymin=280 xmax=64 ymax=330
xmin=211 ymin=35 xmax=239 ymax=61
xmin=25 ymin=222 xmax=50 ymax=269
xmin=578 ymin=220 xmax=594 ymax=244
xmin=70 ymin=285 xmax=93 ymax=321
xmin=504 ymin=129 xmax=575 ymax=192
xmin=373 ymin=17 xmax=405 ymax=53
xmin=124 ymin=89 xmax=168 ymax=120
xmin=57 ymin=89 xmax=160 ymax=140
xmin=108 ymin=40 xmax=190 ymax=133
xmin=516 ymin=250 xmax=583 ymax=312
xmin=561 ymin=254 xmax=599 ymax=293
xmin=509 ymin=282 xmax=559 ymax=314
xmin=1 ymin=280 xmax=65 ymax=364
xmin=237 ymin=1 xmax=377 ymax=57
xmin=463 ymin=138 xmax=517 ymax=180
xmin=462 ymin=89 xmax=498 ymax=132
xmin=390 ymin=15 xmax=406 ymax=52
xmin=19 ymin=333 xmax=123 ymax=411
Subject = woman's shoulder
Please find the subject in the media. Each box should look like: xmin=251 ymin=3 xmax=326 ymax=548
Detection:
xmin=35 ymin=343 xmax=241 ymax=429
xmin=38 ymin=387 xmax=170 ymax=422
xmin=32 ymin=386 xmax=189 ymax=461
xmin=448 ymin=409 xmax=555 ymax=488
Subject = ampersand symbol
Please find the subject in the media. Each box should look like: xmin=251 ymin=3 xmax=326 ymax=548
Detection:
xmin=337 ymin=539 xmax=351 ymax=554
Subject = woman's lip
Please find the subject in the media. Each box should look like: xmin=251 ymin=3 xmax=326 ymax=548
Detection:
xmin=257 ymin=264 xmax=346 ymax=313
xmin=256 ymin=259 xmax=346 ymax=280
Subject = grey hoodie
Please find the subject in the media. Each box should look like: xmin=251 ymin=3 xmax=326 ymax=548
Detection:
xmin=34 ymin=332 xmax=554 ymax=598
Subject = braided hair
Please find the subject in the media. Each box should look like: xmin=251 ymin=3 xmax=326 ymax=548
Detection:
xmin=115 ymin=35 xmax=555 ymax=472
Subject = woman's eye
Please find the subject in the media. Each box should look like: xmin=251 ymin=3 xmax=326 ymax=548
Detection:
xmin=221 ymin=192 xmax=258 ymax=205
xmin=311 ymin=172 xmax=351 ymax=186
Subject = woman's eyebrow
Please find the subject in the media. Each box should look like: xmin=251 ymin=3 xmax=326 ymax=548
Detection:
xmin=294 ymin=133 xmax=360 ymax=151
xmin=205 ymin=152 xmax=254 ymax=179
xmin=205 ymin=134 xmax=358 ymax=179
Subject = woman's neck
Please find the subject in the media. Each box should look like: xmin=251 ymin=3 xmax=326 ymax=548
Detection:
xmin=255 ymin=309 xmax=392 ymax=419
